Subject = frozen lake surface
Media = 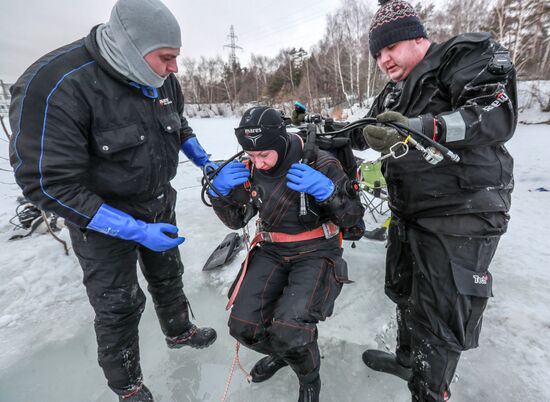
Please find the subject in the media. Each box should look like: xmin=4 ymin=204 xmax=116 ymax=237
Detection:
xmin=0 ymin=118 xmax=548 ymax=401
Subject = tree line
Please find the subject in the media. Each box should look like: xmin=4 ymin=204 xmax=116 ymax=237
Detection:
xmin=178 ymin=0 xmax=550 ymax=111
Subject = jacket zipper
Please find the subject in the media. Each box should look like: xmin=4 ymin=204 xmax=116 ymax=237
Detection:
xmin=149 ymin=96 xmax=163 ymax=194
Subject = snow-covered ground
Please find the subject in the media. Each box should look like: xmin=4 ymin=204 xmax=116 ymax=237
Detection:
xmin=0 ymin=117 xmax=548 ymax=402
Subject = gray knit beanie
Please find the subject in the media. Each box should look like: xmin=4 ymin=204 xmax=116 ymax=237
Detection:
xmin=96 ymin=0 xmax=181 ymax=88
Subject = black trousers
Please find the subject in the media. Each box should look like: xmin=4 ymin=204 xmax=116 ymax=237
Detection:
xmin=68 ymin=203 xmax=191 ymax=396
xmin=228 ymin=239 xmax=349 ymax=381
xmin=385 ymin=213 xmax=507 ymax=402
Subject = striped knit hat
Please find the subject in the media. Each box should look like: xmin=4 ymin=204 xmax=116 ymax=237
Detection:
xmin=369 ymin=0 xmax=427 ymax=58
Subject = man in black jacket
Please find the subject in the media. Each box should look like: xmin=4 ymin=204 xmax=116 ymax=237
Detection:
xmin=9 ymin=0 xmax=216 ymax=400
xmin=361 ymin=1 xmax=517 ymax=401
xmin=208 ymin=106 xmax=364 ymax=402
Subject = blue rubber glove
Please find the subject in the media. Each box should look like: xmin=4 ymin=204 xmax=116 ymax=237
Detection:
xmin=87 ymin=204 xmax=185 ymax=252
xmin=180 ymin=137 xmax=213 ymax=168
xmin=286 ymin=163 xmax=335 ymax=202
xmin=209 ymin=162 xmax=250 ymax=197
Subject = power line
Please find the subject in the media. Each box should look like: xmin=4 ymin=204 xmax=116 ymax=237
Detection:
xmin=235 ymin=0 xmax=336 ymax=39
xmin=238 ymin=10 xmax=330 ymax=43
xmin=195 ymin=2 xmax=336 ymax=66
xmin=237 ymin=14 xmax=332 ymax=61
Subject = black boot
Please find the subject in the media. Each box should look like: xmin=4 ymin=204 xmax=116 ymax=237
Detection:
xmin=250 ymin=355 xmax=289 ymax=383
xmin=365 ymin=305 xmax=413 ymax=381
xmin=362 ymin=349 xmax=412 ymax=381
xmin=166 ymin=325 xmax=217 ymax=349
xmin=409 ymin=339 xmax=459 ymax=402
xmin=298 ymin=375 xmax=321 ymax=402
xmin=118 ymin=384 xmax=154 ymax=401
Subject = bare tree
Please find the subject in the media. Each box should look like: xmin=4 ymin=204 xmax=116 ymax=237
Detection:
xmin=532 ymin=0 xmax=550 ymax=78
xmin=442 ymin=0 xmax=490 ymax=36
xmin=181 ymin=57 xmax=201 ymax=105
xmin=170 ymin=0 xmax=548 ymax=112
xmin=487 ymin=0 xmax=545 ymax=76
xmin=339 ymin=0 xmax=371 ymax=106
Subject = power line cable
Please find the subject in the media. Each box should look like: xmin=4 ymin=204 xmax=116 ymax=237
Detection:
xmin=237 ymin=14 xmax=334 ymax=60
xmin=233 ymin=0 xmax=336 ymax=38
xmin=238 ymin=10 xmax=331 ymax=43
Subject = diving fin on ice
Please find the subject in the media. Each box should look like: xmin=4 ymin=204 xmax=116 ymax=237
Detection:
xmin=203 ymin=232 xmax=243 ymax=271
xmin=362 ymin=350 xmax=412 ymax=381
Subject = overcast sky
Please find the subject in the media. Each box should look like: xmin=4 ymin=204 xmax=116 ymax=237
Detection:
xmin=0 ymin=0 xmax=344 ymax=83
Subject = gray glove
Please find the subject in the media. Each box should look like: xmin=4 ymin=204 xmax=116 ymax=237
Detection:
xmin=363 ymin=111 xmax=409 ymax=153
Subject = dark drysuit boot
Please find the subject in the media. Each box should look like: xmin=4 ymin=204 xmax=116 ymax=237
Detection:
xmin=362 ymin=349 xmax=412 ymax=381
xmin=166 ymin=325 xmax=217 ymax=349
xmin=250 ymin=355 xmax=289 ymax=383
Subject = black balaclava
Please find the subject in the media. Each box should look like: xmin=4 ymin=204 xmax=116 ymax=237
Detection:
xmin=235 ymin=107 xmax=290 ymax=173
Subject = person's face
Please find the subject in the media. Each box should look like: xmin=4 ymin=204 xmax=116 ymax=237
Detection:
xmin=246 ymin=150 xmax=279 ymax=170
xmin=376 ymin=38 xmax=426 ymax=82
xmin=144 ymin=47 xmax=180 ymax=77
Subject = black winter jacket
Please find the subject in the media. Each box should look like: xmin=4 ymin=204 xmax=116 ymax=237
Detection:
xmin=210 ymin=135 xmax=364 ymax=236
xmin=368 ymin=33 xmax=517 ymax=219
xmin=9 ymin=26 xmax=195 ymax=227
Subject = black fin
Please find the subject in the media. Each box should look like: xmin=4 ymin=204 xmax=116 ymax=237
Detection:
xmin=203 ymin=232 xmax=243 ymax=271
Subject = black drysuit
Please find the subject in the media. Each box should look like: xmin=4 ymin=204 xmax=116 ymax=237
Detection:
xmin=210 ymin=135 xmax=364 ymax=382
xmin=367 ymin=33 xmax=517 ymax=401
xmin=9 ymin=26 xmax=196 ymax=395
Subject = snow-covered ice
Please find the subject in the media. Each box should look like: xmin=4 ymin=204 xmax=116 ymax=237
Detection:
xmin=0 ymin=117 xmax=548 ymax=401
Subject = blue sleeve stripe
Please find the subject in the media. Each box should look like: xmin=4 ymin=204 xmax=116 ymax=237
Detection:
xmin=13 ymin=44 xmax=85 ymax=174
xmin=38 ymin=60 xmax=96 ymax=220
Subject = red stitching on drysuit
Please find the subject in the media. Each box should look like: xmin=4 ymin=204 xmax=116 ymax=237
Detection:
xmin=229 ymin=314 xmax=261 ymax=327
xmin=304 ymin=345 xmax=318 ymax=376
xmin=260 ymin=261 xmax=281 ymax=324
xmin=263 ymin=179 xmax=292 ymax=226
xmin=121 ymin=383 xmax=143 ymax=399
xmin=272 ymin=319 xmax=315 ymax=335
xmin=306 ymin=264 xmax=324 ymax=311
